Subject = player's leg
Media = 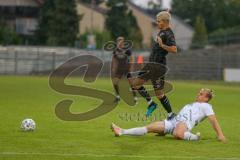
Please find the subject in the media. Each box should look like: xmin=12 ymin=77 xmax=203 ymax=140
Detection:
xmin=111 ymin=59 xmax=121 ymax=102
xmin=126 ymin=66 xmax=138 ymax=103
xmin=173 ymin=122 xmax=200 ymax=141
xmin=130 ymin=87 xmax=138 ymax=103
xmin=129 ymin=77 xmax=158 ymax=116
xmin=153 ymin=78 xmax=175 ymax=120
xmin=132 ymin=63 xmax=159 ymax=116
xmin=128 ymin=76 xmax=145 ymax=88
xmin=146 ymin=121 xmax=165 ymax=135
xmin=129 ymin=77 xmax=152 ymax=103
xmin=111 ymin=121 xmax=165 ymax=137
xmin=128 ymin=63 xmax=153 ymax=104
xmin=112 ymin=76 xmax=121 ymax=102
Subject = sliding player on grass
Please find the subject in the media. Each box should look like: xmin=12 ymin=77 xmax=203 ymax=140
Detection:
xmin=111 ymin=88 xmax=226 ymax=142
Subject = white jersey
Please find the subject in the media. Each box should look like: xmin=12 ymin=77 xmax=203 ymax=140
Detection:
xmin=176 ymin=102 xmax=215 ymax=130
xmin=164 ymin=102 xmax=215 ymax=134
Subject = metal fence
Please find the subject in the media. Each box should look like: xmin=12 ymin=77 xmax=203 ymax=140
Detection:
xmin=0 ymin=46 xmax=112 ymax=75
xmin=167 ymin=46 xmax=240 ymax=80
xmin=0 ymin=44 xmax=240 ymax=80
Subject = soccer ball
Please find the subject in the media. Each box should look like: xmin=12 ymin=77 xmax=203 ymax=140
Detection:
xmin=21 ymin=119 xmax=36 ymax=131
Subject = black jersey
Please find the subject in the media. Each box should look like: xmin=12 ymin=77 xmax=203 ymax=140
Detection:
xmin=149 ymin=28 xmax=176 ymax=64
xmin=112 ymin=48 xmax=132 ymax=64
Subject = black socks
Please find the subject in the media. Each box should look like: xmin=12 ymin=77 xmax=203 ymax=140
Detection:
xmin=137 ymin=86 xmax=152 ymax=103
xmin=159 ymin=95 xmax=172 ymax=113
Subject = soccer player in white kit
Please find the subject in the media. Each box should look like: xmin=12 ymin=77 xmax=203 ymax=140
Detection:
xmin=111 ymin=88 xmax=226 ymax=142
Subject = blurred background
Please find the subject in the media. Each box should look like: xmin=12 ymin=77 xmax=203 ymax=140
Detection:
xmin=0 ymin=0 xmax=240 ymax=81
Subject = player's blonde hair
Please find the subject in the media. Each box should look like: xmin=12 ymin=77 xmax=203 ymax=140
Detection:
xmin=156 ymin=11 xmax=171 ymax=22
xmin=201 ymin=88 xmax=214 ymax=101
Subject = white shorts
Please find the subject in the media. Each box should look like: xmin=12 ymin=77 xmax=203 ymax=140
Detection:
xmin=164 ymin=118 xmax=190 ymax=135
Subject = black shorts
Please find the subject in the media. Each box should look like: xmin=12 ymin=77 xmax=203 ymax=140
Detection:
xmin=111 ymin=63 xmax=130 ymax=78
xmin=138 ymin=63 xmax=167 ymax=90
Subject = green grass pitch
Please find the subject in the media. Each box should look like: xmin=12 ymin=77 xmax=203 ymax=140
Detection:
xmin=0 ymin=76 xmax=240 ymax=160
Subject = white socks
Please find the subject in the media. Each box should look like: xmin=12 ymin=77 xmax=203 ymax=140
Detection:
xmin=183 ymin=131 xmax=200 ymax=141
xmin=118 ymin=126 xmax=200 ymax=140
xmin=134 ymin=97 xmax=138 ymax=101
xmin=168 ymin=112 xmax=174 ymax=117
xmin=122 ymin=127 xmax=148 ymax=136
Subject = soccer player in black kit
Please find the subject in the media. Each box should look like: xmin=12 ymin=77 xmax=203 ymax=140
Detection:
xmin=129 ymin=11 xmax=177 ymax=119
xmin=111 ymin=37 xmax=137 ymax=103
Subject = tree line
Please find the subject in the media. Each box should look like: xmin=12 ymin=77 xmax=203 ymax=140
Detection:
xmin=1 ymin=0 xmax=240 ymax=49
xmin=172 ymin=0 xmax=240 ymax=48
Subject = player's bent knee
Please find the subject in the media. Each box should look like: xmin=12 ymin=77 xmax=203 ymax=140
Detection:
xmin=156 ymin=94 xmax=164 ymax=99
xmin=173 ymin=131 xmax=184 ymax=140
xmin=154 ymin=90 xmax=164 ymax=99
xmin=131 ymin=82 xmax=142 ymax=90
xmin=131 ymin=78 xmax=145 ymax=88
xmin=173 ymin=123 xmax=187 ymax=140
xmin=132 ymin=86 xmax=139 ymax=90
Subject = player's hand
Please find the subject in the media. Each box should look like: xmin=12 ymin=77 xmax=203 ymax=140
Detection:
xmin=218 ymin=135 xmax=227 ymax=143
xmin=156 ymin=36 xmax=163 ymax=47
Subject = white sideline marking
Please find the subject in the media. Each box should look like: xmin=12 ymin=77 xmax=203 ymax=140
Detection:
xmin=0 ymin=152 xmax=240 ymax=160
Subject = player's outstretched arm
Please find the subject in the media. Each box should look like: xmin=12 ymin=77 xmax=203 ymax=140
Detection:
xmin=208 ymin=115 xmax=226 ymax=143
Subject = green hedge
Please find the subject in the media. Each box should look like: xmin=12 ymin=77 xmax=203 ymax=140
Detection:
xmin=209 ymin=25 xmax=240 ymax=45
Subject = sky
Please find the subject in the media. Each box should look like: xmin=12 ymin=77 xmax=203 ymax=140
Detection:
xmin=132 ymin=0 xmax=172 ymax=9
